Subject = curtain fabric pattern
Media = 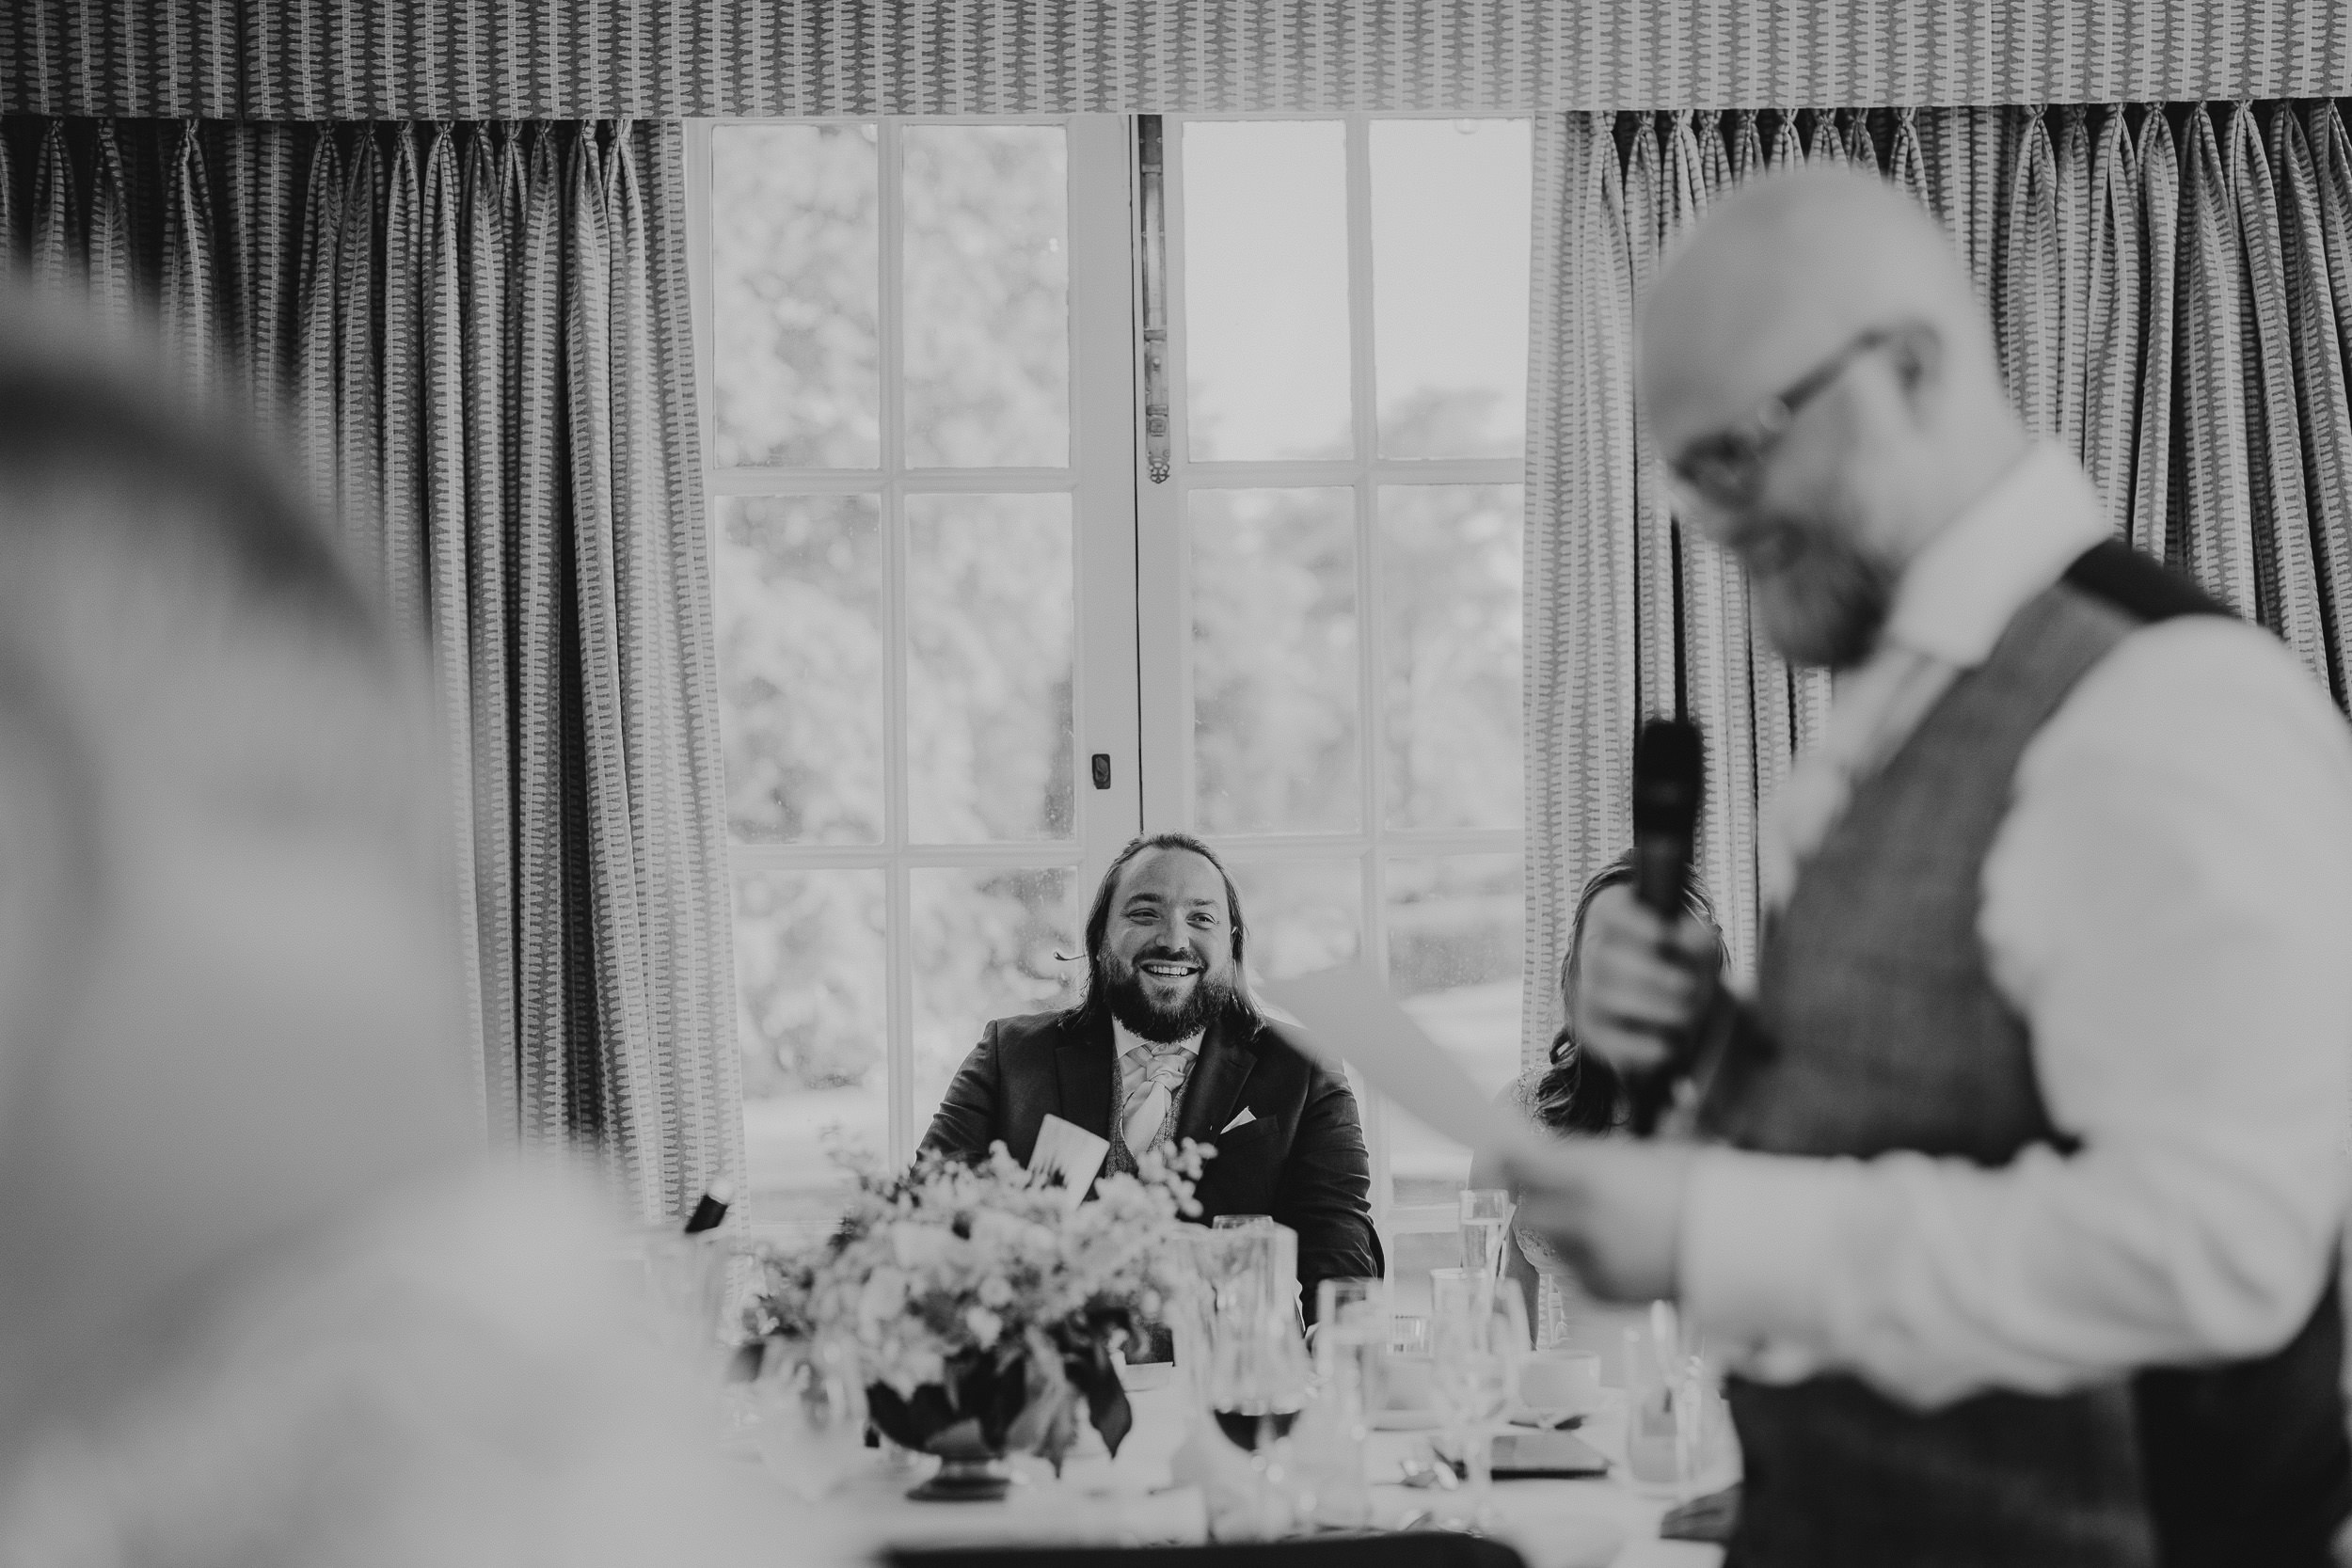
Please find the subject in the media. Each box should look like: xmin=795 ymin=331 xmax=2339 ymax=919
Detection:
xmin=0 ymin=117 xmax=743 ymax=1222
xmin=1522 ymin=101 xmax=2352 ymax=1061
xmin=8 ymin=2 xmax=2351 ymax=122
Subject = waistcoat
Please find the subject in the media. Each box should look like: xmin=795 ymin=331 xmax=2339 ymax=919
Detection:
xmin=1701 ymin=541 xmax=2351 ymax=1568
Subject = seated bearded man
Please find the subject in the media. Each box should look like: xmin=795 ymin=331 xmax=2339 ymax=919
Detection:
xmin=921 ymin=833 xmax=1382 ymax=1320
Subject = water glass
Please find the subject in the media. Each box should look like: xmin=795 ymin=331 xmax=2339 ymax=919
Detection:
xmin=1458 ymin=1188 xmax=1512 ymax=1281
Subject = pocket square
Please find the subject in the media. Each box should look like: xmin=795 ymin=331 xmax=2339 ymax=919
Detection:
xmin=1220 ymin=1107 xmax=1257 ymax=1133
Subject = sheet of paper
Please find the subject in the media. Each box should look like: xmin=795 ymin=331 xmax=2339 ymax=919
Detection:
xmin=1262 ymin=964 xmax=1536 ymax=1163
xmin=1026 ymin=1114 xmax=1109 ymax=1212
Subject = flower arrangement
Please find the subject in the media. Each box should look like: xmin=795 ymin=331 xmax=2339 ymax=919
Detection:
xmin=746 ymin=1139 xmax=1208 ymax=1475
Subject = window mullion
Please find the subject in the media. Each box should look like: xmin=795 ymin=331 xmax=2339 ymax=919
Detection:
xmin=1342 ymin=114 xmax=1400 ymax=1238
xmin=1135 ymin=115 xmax=1193 ymax=834
xmin=1067 ymin=113 xmax=1146 ymax=885
xmin=879 ymin=119 xmax=915 ymax=1169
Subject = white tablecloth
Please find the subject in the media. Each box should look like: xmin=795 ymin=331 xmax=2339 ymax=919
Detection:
xmin=760 ymin=1386 xmax=1726 ymax=1568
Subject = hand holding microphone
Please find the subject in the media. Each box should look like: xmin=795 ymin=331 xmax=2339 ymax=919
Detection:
xmin=1570 ymin=720 xmax=1720 ymax=1134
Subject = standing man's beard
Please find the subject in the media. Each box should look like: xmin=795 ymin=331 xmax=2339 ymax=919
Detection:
xmin=1742 ymin=509 xmax=1899 ymax=670
xmin=1101 ymin=949 xmax=1233 ymax=1043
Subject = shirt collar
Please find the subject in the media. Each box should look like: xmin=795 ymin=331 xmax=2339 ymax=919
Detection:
xmin=1113 ymin=1018 xmax=1203 ymax=1060
xmin=1880 ymin=440 xmax=2109 ymax=669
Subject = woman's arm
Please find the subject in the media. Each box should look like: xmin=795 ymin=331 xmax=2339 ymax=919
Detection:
xmin=1472 ymin=1086 xmax=1542 ymax=1340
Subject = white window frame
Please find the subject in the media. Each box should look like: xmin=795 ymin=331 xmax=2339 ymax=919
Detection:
xmin=685 ymin=115 xmax=1144 ymax=1199
xmin=1136 ymin=111 xmax=1529 ymax=1247
xmin=688 ymin=111 xmax=1529 ymax=1259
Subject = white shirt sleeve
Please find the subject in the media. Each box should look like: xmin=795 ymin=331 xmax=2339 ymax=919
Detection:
xmin=1679 ymin=618 xmax=2352 ymax=1409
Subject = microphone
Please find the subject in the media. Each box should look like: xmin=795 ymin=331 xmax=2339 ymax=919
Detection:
xmin=1627 ymin=719 xmax=1703 ymax=1134
xmin=682 ymin=1178 xmax=735 ymax=1235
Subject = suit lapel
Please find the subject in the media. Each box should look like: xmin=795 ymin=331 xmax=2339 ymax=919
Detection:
xmin=1055 ymin=1012 xmax=1117 ymax=1140
xmin=1176 ymin=1013 xmax=1257 ymax=1146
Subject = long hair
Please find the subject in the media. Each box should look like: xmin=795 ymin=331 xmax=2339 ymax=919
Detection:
xmin=1531 ymin=847 xmax=1722 ymax=1133
xmin=1073 ymin=832 xmax=1263 ymax=1030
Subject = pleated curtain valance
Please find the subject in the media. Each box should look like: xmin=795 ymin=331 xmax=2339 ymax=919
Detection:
xmin=8 ymin=1 xmax=2352 ymax=122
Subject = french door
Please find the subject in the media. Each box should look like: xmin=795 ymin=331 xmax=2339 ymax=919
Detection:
xmin=691 ymin=113 xmax=1533 ymax=1293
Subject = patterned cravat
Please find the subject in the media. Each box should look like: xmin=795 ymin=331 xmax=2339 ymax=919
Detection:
xmin=1120 ymin=1042 xmax=1193 ymax=1155
xmin=1761 ymin=645 xmax=1960 ymax=912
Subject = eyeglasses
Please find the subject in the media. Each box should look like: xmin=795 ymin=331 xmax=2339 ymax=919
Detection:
xmin=1663 ymin=325 xmax=1899 ymax=511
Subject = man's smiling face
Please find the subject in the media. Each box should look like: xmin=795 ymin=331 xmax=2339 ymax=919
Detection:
xmin=1099 ymin=847 xmax=1236 ymax=1043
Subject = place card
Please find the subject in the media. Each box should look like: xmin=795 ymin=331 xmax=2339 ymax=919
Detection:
xmin=1027 ymin=1114 xmax=1109 ymax=1212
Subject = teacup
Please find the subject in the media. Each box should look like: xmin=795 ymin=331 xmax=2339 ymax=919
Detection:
xmin=1517 ymin=1349 xmax=1604 ymax=1415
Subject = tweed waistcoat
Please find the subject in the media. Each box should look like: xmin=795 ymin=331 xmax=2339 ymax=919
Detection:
xmin=1702 ymin=543 xmax=2350 ymax=1568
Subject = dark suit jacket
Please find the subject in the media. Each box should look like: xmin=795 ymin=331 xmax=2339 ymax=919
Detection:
xmin=919 ymin=1005 xmax=1384 ymax=1308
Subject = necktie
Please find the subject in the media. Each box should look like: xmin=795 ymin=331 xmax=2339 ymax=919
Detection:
xmin=1122 ymin=1045 xmax=1191 ymax=1155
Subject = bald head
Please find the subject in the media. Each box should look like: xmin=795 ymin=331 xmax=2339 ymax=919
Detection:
xmin=1633 ymin=166 xmax=2029 ymax=667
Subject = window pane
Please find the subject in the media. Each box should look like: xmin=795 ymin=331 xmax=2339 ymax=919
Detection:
xmin=903 ymin=126 xmax=1071 ymax=468
xmin=736 ymin=868 xmax=888 ymax=1227
xmin=910 ymin=867 xmax=1083 ymax=1137
xmin=1385 ymin=854 xmax=1524 ymax=1207
xmin=1182 ymin=121 xmax=1352 ymax=461
xmin=1380 ymin=484 xmax=1523 ymax=831
xmin=716 ymin=495 xmax=884 ymax=845
xmin=1371 ymin=119 xmax=1532 ymax=459
xmin=1227 ymin=859 xmax=1362 ymax=982
xmin=905 ymin=494 xmax=1075 ymax=844
xmin=1191 ymin=488 xmax=1360 ymax=833
xmin=712 ymin=124 xmax=881 ymax=468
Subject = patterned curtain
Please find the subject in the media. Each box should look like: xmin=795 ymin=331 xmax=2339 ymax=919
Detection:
xmin=1521 ymin=101 xmax=2352 ymax=1062
xmin=5 ymin=2 xmax=2349 ymax=121
xmin=0 ymin=116 xmax=743 ymax=1223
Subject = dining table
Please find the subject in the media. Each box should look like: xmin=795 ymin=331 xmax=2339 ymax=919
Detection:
xmin=759 ymin=1380 xmax=1729 ymax=1568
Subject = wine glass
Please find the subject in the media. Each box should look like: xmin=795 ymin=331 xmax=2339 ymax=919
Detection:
xmin=1209 ymin=1296 xmax=1312 ymax=1456
xmin=1429 ymin=1266 xmax=1526 ymax=1530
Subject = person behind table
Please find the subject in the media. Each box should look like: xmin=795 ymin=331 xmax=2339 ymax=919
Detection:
xmin=0 ymin=312 xmax=773 ymax=1563
xmin=922 ymin=832 xmax=1382 ymax=1317
xmin=1471 ymin=847 xmax=1723 ymax=1337
xmin=1507 ymin=166 xmax=2352 ymax=1566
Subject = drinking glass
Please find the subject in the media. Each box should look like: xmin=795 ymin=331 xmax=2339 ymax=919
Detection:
xmin=1624 ymin=1302 xmax=1697 ymax=1497
xmin=1429 ymin=1266 xmax=1525 ymax=1530
xmin=1295 ymin=1277 xmax=1383 ymax=1528
xmin=1209 ymin=1296 xmax=1312 ymax=1455
xmin=1458 ymin=1189 xmax=1512 ymax=1281
xmin=751 ymin=1338 xmax=870 ymax=1502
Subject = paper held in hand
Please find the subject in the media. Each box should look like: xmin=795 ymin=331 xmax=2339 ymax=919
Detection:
xmin=1261 ymin=964 xmax=1539 ymax=1164
xmin=1026 ymin=1114 xmax=1109 ymax=1212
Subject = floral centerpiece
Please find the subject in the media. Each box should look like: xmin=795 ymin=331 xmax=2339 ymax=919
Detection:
xmin=746 ymin=1139 xmax=1207 ymax=1499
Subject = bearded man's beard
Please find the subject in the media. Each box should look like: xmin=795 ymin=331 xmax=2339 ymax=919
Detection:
xmin=1744 ymin=510 xmax=1899 ymax=670
xmin=1101 ymin=951 xmax=1233 ymax=1042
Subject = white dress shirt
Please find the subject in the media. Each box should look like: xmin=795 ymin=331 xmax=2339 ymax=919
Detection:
xmin=1680 ymin=442 xmax=2352 ymax=1410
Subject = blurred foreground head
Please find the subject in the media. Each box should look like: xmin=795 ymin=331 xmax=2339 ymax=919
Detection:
xmin=0 ymin=308 xmax=774 ymax=1565
xmin=1637 ymin=166 xmax=2029 ymax=667
xmin=0 ymin=309 xmax=475 ymax=1450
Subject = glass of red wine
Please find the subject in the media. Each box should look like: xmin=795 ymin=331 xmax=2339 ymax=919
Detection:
xmin=1207 ymin=1229 xmax=1310 ymax=1457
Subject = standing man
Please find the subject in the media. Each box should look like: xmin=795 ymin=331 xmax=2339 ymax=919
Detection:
xmin=923 ymin=833 xmax=1382 ymax=1312
xmin=1511 ymin=167 xmax=2352 ymax=1566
